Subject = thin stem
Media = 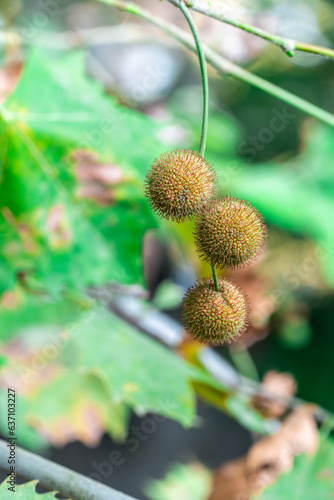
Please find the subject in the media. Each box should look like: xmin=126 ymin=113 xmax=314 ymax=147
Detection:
xmin=294 ymin=42 xmax=334 ymax=59
xmin=0 ymin=440 xmax=136 ymax=500
xmin=178 ymin=0 xmax=208 ymax=157
xmin=166 ymin=0 xmax=334 ymax=61
xmin=178 ymin=0 xmax=217 ymax=290
xmin=212 ymin=265 xmax=219 ymax=292
xmin=99 ymin=0 xmax=334 ymax=128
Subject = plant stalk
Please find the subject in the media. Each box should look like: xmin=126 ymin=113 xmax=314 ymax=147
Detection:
xmin=212 ymin=265 xmax=219 ymax=292
xmin=178 ymin=0 xmax=208 ymax=157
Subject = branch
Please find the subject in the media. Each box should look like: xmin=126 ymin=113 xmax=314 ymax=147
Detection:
xmin=0 ymin=439 xmax=137 ymax=500
xmin=199 ymin=349 xmax=334 ymax=426
xmin=166 ymin=0 xmax=334 ymax=60
xmin=99 ymin=0 xmax=334 ymax=127
xmin=92 ymin=288 xmax=334 ymax=428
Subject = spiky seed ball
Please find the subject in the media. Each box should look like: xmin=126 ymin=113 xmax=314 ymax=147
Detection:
xmin=182 ymin=278 xmax=249 ymax=345
xmin=144 ymin=149 xmax=217 ymax=222
xmin=194 ymin=197 xmax=267 ymax=269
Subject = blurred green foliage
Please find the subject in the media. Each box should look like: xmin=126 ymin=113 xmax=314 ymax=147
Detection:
xmin=0 ymin=49 xmax=164 ymax=295
xmin=145 ymin=463 xmax=212 ymax=500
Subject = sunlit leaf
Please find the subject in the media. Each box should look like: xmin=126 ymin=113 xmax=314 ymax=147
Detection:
xmin=0 ymin=49 xmax=167 ymax=295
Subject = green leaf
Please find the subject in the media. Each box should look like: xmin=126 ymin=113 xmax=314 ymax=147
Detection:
xmin=0 ymin=49 xmax=167 ymax=295
xmin=145 ymin=463 xmax=212 ymax=500
xmin=254 ymin=437 xmax=334 ymax=500
xmin=0 ymin=480 xmax=68 ymax=499
xmin=0 ymin=293 xmax=129 ymax=445
xmin=26 ymin=371 xmax=129 ymax=444
xmin=0 ymin=291 xmax=84 ymax=343
xmin=0 ymin=294 xmax=210 ymax=438
xmin=70 ymin=307 xmax=201 ymax=426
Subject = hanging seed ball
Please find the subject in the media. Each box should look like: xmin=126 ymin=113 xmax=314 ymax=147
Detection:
xmin=182 ymin=278 xmax=249 ymax=345
xmin=144 ymin=149 xmax=217 ymax=222
xmin=194 ymin=196 xmax=267 ymax=269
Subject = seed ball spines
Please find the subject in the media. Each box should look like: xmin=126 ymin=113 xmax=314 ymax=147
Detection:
xmin=144 ymin=149 xmax=217 ymax=222
xmin=182 ymin=278 xmax=249 ymax=345
xmin=194 ymin=196 xmax=267 ymax=269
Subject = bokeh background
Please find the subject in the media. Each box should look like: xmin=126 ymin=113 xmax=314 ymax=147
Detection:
xmin=0 ymin=1 xmax=334 ymax=499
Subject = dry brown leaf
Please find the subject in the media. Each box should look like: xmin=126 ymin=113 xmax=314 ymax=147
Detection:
xmin=279 ymin=404 xmax=320 ymax=456
xmin=209 ymin=404 xmax=319 ymax=499
xmin=253 ymin=370 xmax=297 ymax=418
xmin=208 ymin=458 xmax=249 ymax=500
xmin=246 ymin=433 xmax=294 ymax=494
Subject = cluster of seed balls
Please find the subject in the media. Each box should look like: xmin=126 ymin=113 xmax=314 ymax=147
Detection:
xmin=145 ymin=149 xmax=267 ymax=345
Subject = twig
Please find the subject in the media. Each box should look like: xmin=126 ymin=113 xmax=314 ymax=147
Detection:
xmin=212 ymin=265 xmax=219 ymax=293
xmin=199 ymin=349 xmax=333 ymax=426
xmin=99 ymin=0 xmax=334 ymax=127
xmin=166 ymin=0 xmax=334 ymax=60
xmin=0 ymin=439 xmax=137 ymax=500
